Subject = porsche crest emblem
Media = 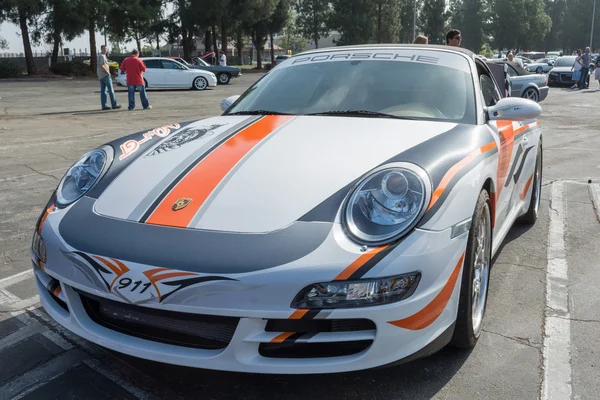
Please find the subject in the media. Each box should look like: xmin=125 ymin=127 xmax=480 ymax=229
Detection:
xmin=172 ymin=198 xmax=192 ymax=211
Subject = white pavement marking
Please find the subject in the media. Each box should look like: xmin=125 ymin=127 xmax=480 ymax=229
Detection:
xmin=83 ymin=359 xmax=161 ymax=400
xmin=588 ymin=183 xmax=600 ymax=223
xmin=0 ymin=270 xmax=33 ymax=290
xmin=0 ymin=289 xmax=20 ymax=305
xmin=0 ymin=168 xmax=65 ymax=183
xmin=541 ymin=182 xmax=572 ymax=400
xmin=0 ymin=349 xmax=86 ymax=400
xmin=0 ymin=296 xmax=40 ymax=312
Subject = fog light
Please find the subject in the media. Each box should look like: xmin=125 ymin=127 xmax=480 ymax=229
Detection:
xmin=31 ymin=231 xmax=46 ymax=262
xmin=291 ymin=272 xmax=421 ymax=309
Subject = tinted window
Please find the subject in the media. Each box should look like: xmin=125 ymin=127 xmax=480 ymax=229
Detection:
xmin=144 ymin=60 xmax=162 ymax=69
xmin=227 ymin=50 xmax=476 ymax=124
xmin=480 ymin=75 xmax=499 ymax=107
xmin=555 ymin=57 xmax=577 ymax=67
xmin=507 ymin=66 xmax=518 ymax=77
xmin=162 ymin=60 xmax=184 ymax=70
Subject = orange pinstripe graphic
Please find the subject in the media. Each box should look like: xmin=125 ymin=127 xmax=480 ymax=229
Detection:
xmin=427 ymin=141 xmax=497 ymax=212
xmin=289 ymin=309 xmax=309 ymax=319
xmin=388 ymin=252 xmax=465 ymax=330
xmin=146 ymin=271 xmax=197 ymax=282
xmin=93 ymin=256 xmax=130 ymax=290
xmin=53 ymin=285 xmax=62 ymax=297
xmin=333 ymin=245 xmax=390 ymax=281
xmin=520 ymin=173 xmax=534 ymax=200
xmin=145 ymin=115 xmax=293 ymax=228
xmin=93 ymin=256 xmax=123 ymax=275
xmin=37 ymin=204 xmax=55 ymax=234
xmin=38 ymin=260 xmax=45 ymax=271
xmin=271 ymin=332 xmax=296 ymax=343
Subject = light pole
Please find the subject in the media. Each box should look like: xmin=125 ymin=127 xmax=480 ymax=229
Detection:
xmin=412 ymin=0 xmax=417 ymax=41
xmin=591 ymin=0 xmax=597 ymax=50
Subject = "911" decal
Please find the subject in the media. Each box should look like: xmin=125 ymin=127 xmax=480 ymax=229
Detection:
xmin=119 ymin=123 xmax=181 ymax=161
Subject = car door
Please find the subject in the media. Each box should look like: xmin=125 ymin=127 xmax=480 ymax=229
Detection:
xmin=142 ymin=59 xmax=164 ymax=87
xmin=160 ymin=60 xmax=190 ymax=87
xmin=505 ymin=65 xmax=523 ymax=97
xmin=477 ymin=62 xmax=524 ymax=231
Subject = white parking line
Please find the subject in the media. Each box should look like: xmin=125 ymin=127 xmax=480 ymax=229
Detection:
xmin=0 ymin=321 xmax=46 ymax=351
xmin=589 ymin=183 xmax=600 ymax=223
xmin=0 ymin=270 xmax=33 ymax=290
xmin=541 ymin=182 xmax=572 ymax=400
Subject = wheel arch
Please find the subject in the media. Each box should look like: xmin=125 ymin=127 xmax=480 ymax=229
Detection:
xmin=481 ymin=177 xmax=496 ymax=233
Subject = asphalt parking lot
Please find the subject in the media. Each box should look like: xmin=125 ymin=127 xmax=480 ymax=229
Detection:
xmin=1 ymin=74 xmax=599 ymax=400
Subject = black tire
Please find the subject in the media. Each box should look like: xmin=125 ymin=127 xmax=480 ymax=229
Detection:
xmin=517 ymin=143 xmax=543 ymax=224
xmin=217 ymin=73 xmax=231 ymax=85
xmin=536 ymin=67 xmax=543 ymax=74
xmin=193 ymin=76 xmax=208 ymax=90
xmin=522 ymin=87 xmax=539 ymax=102
xmin=450 ymin=190 xmax=492 ymax=348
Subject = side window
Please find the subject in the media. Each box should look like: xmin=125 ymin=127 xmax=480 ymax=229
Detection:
xmin=480 ymin=75 xmax=500 ymax=106
xmin=507 ymin=66 xmax=517 ymax=77
xmin=144 ymin=60 xmax=162 ymax=69
xmin=162 ymin=61 xmax=183 ymax=70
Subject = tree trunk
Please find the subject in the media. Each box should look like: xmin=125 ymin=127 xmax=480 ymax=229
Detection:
xmin=377 ymin=4 xmax=382 ymax=43
xmin=89 ymin=18 xmax=97 ymax=75
xmin=182 ymin=29 xmax=191 ymax=61
xmin=156 ymin=33 xmax=160 ymax=51
xmin=51 ymin=30 xmax=61 ymax=66
xmin=314 ymin=36 xmax=318 ymax=49
xmin=205 ymin=29 xmax=211 ymax=54
xmin=270 ymin=32 xmax=275 ymax=64
xmin=212 ymin=25 xmax=218 ymax=64
xmin=221 ymin=21 xmax=228 ymax=54
xmin=235 ymin=30 xmax=244 ymax=65
xmin=136 ymin=37 xmax=142 ymax=54
xmin=18 ymin=6 xmax=37 ymax=75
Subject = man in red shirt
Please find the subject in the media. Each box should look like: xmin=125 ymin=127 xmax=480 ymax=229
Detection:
xmin=119 ymin=49 xmax=152 ymax=111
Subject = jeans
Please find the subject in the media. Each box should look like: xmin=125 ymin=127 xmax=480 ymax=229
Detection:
xmin=578 ymin=67 xmax=589 ymax=88
xmin=127 ymin=84 xmax=150 ymax=110
xmin=100 ymin=75 xmax=117 ymax=108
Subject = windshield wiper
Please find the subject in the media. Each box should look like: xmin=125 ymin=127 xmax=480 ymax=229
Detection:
xmin=306 ymin=110 xmax=417 ymax=120
xmin=227 ymin=110 xmax=293 ymax=116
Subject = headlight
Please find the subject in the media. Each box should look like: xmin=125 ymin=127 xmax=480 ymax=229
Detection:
xmin=343 ymin=163 xmax=431 ymax=245
xmin=291 ymin=272 xmax=421 ymax=309
xmin=56 ymin=146 xmax=113 ymax=207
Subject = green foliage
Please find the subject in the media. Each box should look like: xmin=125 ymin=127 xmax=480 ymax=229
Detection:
xmin=489 ymin=0 xmax=552 ymax=50
xmin=0 ymin=36 xmax=7 ymax=49
xmin=295 ymin=0 xmax=330 ymax=47
xmin=49 ymin=60 xmax=91 ymax=77
xmin=0 ymin=60 xmax=23 ymax=78
xmin=373 ymin=0 xmax=401 ymax=43
xmin=420 ymin=0 xmax=449 ymax=44
xmin=329 ymin=0 xmax=376 ymax=45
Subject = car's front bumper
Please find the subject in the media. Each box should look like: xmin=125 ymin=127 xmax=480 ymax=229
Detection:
xmin=33 ymin=202 xmax=468 ymax=374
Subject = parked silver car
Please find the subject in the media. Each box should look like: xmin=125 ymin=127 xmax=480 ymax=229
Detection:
xmin=527 ymin=58 xmax=555 ymax=74
xmin=487 ymin=60 xmax=549 ymax=102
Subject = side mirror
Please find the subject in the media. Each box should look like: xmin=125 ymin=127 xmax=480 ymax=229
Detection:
xmin=220 ymin=95 xmax=240 ymax=112
xmin=487 ymin=97 xmax=542 ymax=121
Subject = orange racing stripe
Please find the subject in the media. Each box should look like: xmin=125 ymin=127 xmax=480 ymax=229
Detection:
xmin=53 ymin=285 xmax=62 ymax=297
xmin=388 ymin=252 xmax=465 ymax=330
xmin=427 ymin=142 xmax=497 ymax=212
xmin=520 ymin=173 xmax=534 ymax=200
xmin=289 ymin=309 xmax=310 ymax=319
xmin=37 ymin=204 xmax=55 ymax=234
xmin=145 ymin=115 xmax=292 ymax=228
xmin=333 ymin=245 xmax=390 ymax=281
xmin=271 ymin=332 xmax=296 ymax=343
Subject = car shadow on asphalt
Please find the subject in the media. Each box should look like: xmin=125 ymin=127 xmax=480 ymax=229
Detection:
xmin=491 ymin=222 xmax=534 ymax=265
xmin=119 ymin=346 xmax=474 ymax=399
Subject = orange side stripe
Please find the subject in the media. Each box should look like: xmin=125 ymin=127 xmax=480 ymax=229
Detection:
xmin=427 ymin=142 xmax=496 ymax=211
xmin=388 ymin=252 xmax=465 ymax=330
xmin=147 ymin=271 xmax=197 ymax=283
xmin=271 ymin=332 xmax=296 ymax=343
xmin=144 ymin=267 xmax=171 ymax=278
xmin=53 ymin=285 xmax=62 ymax=297
xmin=93 ymin=256 xmax=121 ymax=275
xmin=289 ymin=309 xmax=309 ymax=319
xmin=110 ymin=258 xmax=130 ymax=275
xmin=520 ymin=174 xmax=534 ymax=200
xmin=38 ymin=260 xmax=45 ymax=271
xmin=333 ymin=245 xmax=389 ymax=281
xmin=37 ymin=204 xmax=54 ymax=234
xmin=146 ymin=116 xmax=292 ymax=228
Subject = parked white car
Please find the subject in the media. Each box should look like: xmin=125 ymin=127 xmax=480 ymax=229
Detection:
xmin=116 ymin=57 xmax=217 ymax=90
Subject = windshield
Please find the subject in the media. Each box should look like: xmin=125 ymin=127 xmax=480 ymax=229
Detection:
xmin=555 ymin=57 xmax=576 ymax=67
xmin=226 ymin=50 xmax=476 ymax=124
xmin=195 ymin=58 xmax=210 ymax=67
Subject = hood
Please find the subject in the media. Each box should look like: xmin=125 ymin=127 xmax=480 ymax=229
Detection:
xmin=94 ymin=115 xmax=458 ymax=233
xmin=550 ymin=66 xmax=575 ymax=73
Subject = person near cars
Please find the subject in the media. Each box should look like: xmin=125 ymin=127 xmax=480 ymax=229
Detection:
xmin=119 ymin=49 xmax=152 ymax=111
xmin=571 ymin=49 xmax=583 ymax=89
xmin=506 ymin=51 xmax=524 ymax=68
xmin=97 ymin=45 xmax=121 ymax=111
xmin=576 ymin=47 xmax=591 ymax=89
xmin=413 ymin=35 xmax=428 ymax=44
xmin=446 ymin=29 xmax=461 ymax=46
xmin=594 ymin=57 xmax=600 ymax=91
xmin=219 ymin=51 xmax=227 ymax=66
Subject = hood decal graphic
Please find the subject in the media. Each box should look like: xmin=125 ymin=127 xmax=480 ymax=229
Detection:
xmin=146 ymin=124 xmax=228 ymax=156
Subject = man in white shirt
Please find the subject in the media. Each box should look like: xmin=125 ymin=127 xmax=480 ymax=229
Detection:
xmin=219 ymin=51 xmax=227 ymax=66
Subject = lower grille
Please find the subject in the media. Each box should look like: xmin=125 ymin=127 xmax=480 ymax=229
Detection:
xmin=560 ymin=73 xmax=573 ymax=82
xmin=78 ymin=291 xmax=239 ymax=349
xmin=259 ymin=340 xmax=372 ymax=358
xmin=265 ymin=318 xmax=375 ymax=333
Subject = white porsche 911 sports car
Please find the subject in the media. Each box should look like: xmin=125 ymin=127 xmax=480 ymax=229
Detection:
xmin=32 ymin=45 xmax=542 ymax=374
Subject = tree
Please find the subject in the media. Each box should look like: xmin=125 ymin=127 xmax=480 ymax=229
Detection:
xmin=0 ymin=36 xmax=7 ymax=49
xmin=373 ymin=0 xmax=400 ymax=43
xmin=39 ymin=0 xmax=87 ymax=65
xmin=106 ymin=0 xmax=162 ymax=53
xmin=79 ymin=0 xmax=110 ymax=75
xmin=489 ymin=0 xmax=551 ymax=50
xmin=449 ymin=0 xmax=486 ymax=52
xmin=329 ymin=0 xmax=376 ymax=45
xmin=233 ymin=0 xmax=279 ymax=68
xmin=420 ymin=0 xmax=448 ymax=44
xmin=278 ymin=10 xmax=305 ymax=53
xmin=267 ymin=0 xmax=290 ymax=63
xmin=295 ymin=0 xmax=330 ymax=48
xmin=1 ymin=0 xmax=44 ymax=75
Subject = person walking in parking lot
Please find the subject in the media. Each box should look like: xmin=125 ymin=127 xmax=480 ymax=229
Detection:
xmin=98 ymin=45 xmax=121 ymax=110
xmin=571 ymin=49 xmax=583 ymax=89
xmin=576 ymin=47 xmax=591 ymax=89
xmin=120 ymin=49 xmax=151 ymax=111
